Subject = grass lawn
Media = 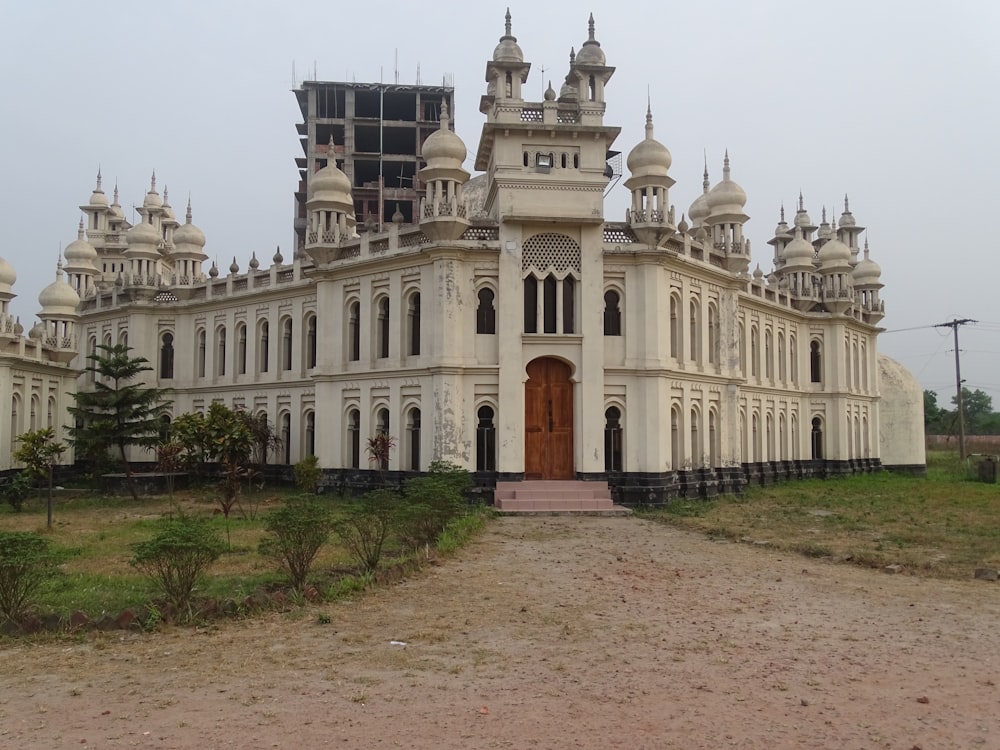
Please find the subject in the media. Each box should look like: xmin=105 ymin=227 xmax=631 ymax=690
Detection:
xmin=644 ymin=451 xmax=1000 ymax=579
xmin=0 ymin=485 xmax=484 ymax=620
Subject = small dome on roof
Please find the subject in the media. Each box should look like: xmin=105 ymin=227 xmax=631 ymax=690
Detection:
xmin=422 ymin=102 xmax=467 ymax=165
xmin=143 ymin=172 xmax=162 ymax=208
xmin=493 ymin=9 xmax=523 ymax=63
xmin=38 ymin=263 xmax=80 ymax=314
xmin=172 ymin=199 xmax=206 ymax=249
xmin=0 ymin=254 xmax=16 ymax=288
xmin=575 ymin=14 xmax=606 ymax=65
xmin=627 ymin=107 xmax=672 ymax=176
xmin=308 ymin=139 xmax=352 ymax=201
xmin=706 ymin=152 xmax=747 ymax=213
xmin=126 ymin=219 xmax=161 ymax=248
xmin=544 ymin=81 xmax=556 ymax=101
xmin=839 ymin=195 xmax=856 ymax=227
xmin=89 ymin=170 xmax=108 ymax=206
xmin=64 ymin=219 xmax=98 ymax=266
xmin=783 ymin=230 xmax=815 ymax=266
xmin=818 ymin=237 xmax=852 ymax=267
xmin=853 ymin=243 xmax=882 ymax=284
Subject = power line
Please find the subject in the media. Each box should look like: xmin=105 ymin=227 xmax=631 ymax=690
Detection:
xmin=933 ymin=318 xmax=976 ymax=459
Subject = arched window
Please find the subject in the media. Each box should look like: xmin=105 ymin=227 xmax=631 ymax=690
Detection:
xmin=523 ymin=152 xmax=529 ymax=167
xmin=348 ymin=301 xmax=360 ymax=361
xmin=408 ymin=293 xmax=421 ymax=356
xmin=375 ymin=408 xmax=390 ymax=471
xmin=670 ymin=406 xmax=681 ymax=469
xmin=852 ymin=342 xmax=860 ymax=391
xmin=406 ymin=407 xmax=421 ymax=470
xmin=563 ymin=277 xmax=575 ymax=334
xmin=691 ymin=408 xmax=702 ymax=466
xmin=689 ymin=299 xmax=700 ymax=363
xmin=709 ymin=409 xmax=719 ymax=468
xmin=158 ymin=414 xmax=171 ymax=443
xmin=750 ymin=326 xmax=759 ymax=378
xmin=29 ymin=395 xmax=38 ymax=431
xmin=707 ymin=304 xmax=719 ymax=365
xmin=752 ymin=413 xmax=761 ymax=462
xmin=216 ymin=327 xmax=227 ymax=376
xmin=197 ymin=329 xmax=206 ymax=378
xmin=764 ymin=329 xmax=773 ymax=380
xmin=281 ymin=412 xmax=291 ymax=464
xmin=766 ymin=413 xmax=774 ymax=462
xmin=10 ymin=394 xmax=20 ymax=448
xmin=476 ymin=405 xmax=497 ymax=472
xmin=604 ymin=406 xmax=623 ymax=472
xmin=159 ymin=332 xmax=174 ymax=379
xmin=811 ymin=417 xmax=824 ymax=460
xmin=603 ymin=290 xmax=621 ymax=336
xmin=259 ymin=320 xmax=270 ymax=373
xmin=281 ymin=318 xmax=293 ymax=371
xmin=477 ymin=287 xmax=496 ymax=334
xmin=237 ymin=323 xmax=247 ymax=375
xmin=560 ymin=153 xmax=567 ymax=169
xmin=304 ymin=410 xmax=315 ymax=456
xmin=377 ymin=297 xmax=390 ymax=359
xmin=777 ymin=332 xmax=786 ymax=383
xmin=738 ymin=322 xmax=746 ymax=375
xmin=669 ymin=295 xmax=679 ymax=358
xmin=573 ymin=153 xmax=580 ymax=169
xmin=504 ymin=71 xmax=512 ymax=97
xmin=47 ymin=397 xmax=55 ymax=429
xmin=810 ymin=340 xmax=822 ymax=383
xmin=543 ymin=274 xmax=558 ymax=333
xmin=305 ymin=314 xmax=317 ymax=369
xmin=523 ymin=276 xmax=538 ymax=333
xmin=348 ymin=408 xmax=361 ymax=468
xmin=87 ymin=336 xmax=98 ymax=383
xmin=790 ymin=335 xmax=798 ymax=384
xmin=588 ymin=74 xmax=596 ymax=101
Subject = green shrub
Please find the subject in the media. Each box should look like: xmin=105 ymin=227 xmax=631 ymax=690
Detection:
xmin=397 ymin=461 xmax=472 ymax=549
xmin=131 ymin=515 xmax=225 ymax=616
xmin=0 ymin=531 xmax=64 ymax=622
xmin=2 ymin=473 xmax=34 ymax=513
xmin=334 ymin=490 xmax=397 ymax=573
xmin=293 ymin=454 xmax=322 ymax=493
xmin=259 ymin=498 xmax=334 ymax=591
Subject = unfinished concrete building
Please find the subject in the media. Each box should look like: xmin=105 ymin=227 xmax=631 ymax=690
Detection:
xmin=293 ymin=81 xmax=456 ymax=252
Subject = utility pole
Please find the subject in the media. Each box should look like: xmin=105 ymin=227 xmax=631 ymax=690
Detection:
xmin=934 ymin=318 xmax=975 ymax=459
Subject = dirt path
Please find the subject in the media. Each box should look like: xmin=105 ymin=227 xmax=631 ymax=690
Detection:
xmin=1 ymin=515 xmax=998 ymax=749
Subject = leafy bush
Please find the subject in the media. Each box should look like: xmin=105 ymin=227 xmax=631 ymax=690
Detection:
xmin=334 ymin=490 xmax=397 ymax=573
xmin=397 ymin=461 xmax=472 ymax=549
xmin=2 ymin=472 xmax=34 ymax=513
xmin=293 ymin=455 xmax=322 ymax=493
xmin=0 ymin=532 xmax=63 ymax=622
xmin=259 ymin=498 xmax=334 ymax=591
xmin=131 ymin=515 xmax=225 ymax=616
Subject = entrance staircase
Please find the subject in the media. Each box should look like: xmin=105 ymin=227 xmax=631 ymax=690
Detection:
xmin=493 ymin=480 xmax=629 ymax=515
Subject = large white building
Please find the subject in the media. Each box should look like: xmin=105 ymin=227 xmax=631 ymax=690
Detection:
xmin=6 ymin=12 xmax=926 ymax=500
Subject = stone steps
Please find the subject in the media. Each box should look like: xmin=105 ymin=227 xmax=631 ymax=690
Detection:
xmin=494 ymin=480 xmax=629 ymax=515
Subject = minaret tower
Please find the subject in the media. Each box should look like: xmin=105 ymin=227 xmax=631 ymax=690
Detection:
xmin=624 ymin=104 xmax=676 ymax=247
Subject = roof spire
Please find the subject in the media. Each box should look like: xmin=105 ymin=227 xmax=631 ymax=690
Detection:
xmin=821 ymin=205 xmax=827 ymax=223
xmin=150 ymin=170 xmax=157 ymax=193
xmin=440 ymin=99 xmax=450 ymax=128
xmin=588 ymin=12 xmax=596 ymax=41
xmin=77 ymin=215 xmax=85 ymax=239
xmin=702 ymin=151 xmax=710 ymax=193
xmin=113 ymin=182 xmax=120 ymax=205
xmin=569 ymin=47 xmax=576 ymax=65
xmin=504 ymin=7 xmax=512 ymax=37
xmin=798 ymin=191 xmax=804 ymax=212
xmin=185 ymin=195 xmax=193 ymax=224
xmin=95 ymin=168 xmax=103 ymax=193
xmin=780 ymin=204 xmax=786 ymax=222
xmin=163 ymin=185 xmax=170 ymax=205
xmin=722 ymin=149 xmax=731 ymax=180
xmin=844 ymin=194 xmax=850 ymax=213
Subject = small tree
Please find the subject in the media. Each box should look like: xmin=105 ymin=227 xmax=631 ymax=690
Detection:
xmin=260 ymin=498 xmax=334 ymax=591
xmin=397 ymin=461 xmax=472 ymax=549
xmin=334 ymin=490 xmax=397 ymax=574
xmin=155 ymin=440 xmax=185 ymax=499
xmin=13 ymin=428 xmax=67 ymax=530
xmin=67 ymin=344 xmax=171 ymax=501
xmin=0 ymin=532 xmax=63 ymax=623
xmin=367 ymin=432 xmax=396 ymax=482
xmin=293 ymin=454 xmax=322 ymax=493
xmin=131 ymin=514 xmax=225 ymax=618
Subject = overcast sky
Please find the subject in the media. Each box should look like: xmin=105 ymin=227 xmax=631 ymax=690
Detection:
xmin=2 ymin=0 xmax=998 ymax=408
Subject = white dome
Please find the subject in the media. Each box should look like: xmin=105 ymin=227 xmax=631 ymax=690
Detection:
xmin=89 ymin=171 xmax=108 ymax=206
xmin=422 ymin=104 xmax=467 ymax=165
xmin=64 ymin=237 xmax=98 ymax=265
xmin=706 ymin=154 xmax=747 ymax=214
xmin=173 ymin=200 xmax=206 ymax=250
xmin=575 ymin=15 xmax=606 ymax=65
xmin=818 ymin=237 xmax=852 ymax=267
xmin=38 ymin=266 xmax=80 ymax=314
xmin=626 ymin=109 xmax=672 ymax=177
xmin=308 ymin=143 xmax=352 ymax=201
xmin=0 ymin=254 xmax=17 ymax=288
xmin=853 ymin=246 xmax=882 ymax=284
xmin=783 ymin=231 xmax=815 ymax=267
xmin=126 ymin=220 xmax=161 ymax=248
xmin=493 ymin=10 xmax=523 ymax=64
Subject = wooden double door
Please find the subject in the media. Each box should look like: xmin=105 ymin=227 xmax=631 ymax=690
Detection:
xmin=524 ymin=358 xmax=574 ymax=480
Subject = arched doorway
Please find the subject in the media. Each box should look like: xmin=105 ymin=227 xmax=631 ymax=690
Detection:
xmin=525 ymin=358 xmax=574 ymax=479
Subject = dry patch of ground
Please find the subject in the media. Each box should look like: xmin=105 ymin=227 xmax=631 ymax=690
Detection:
xmin=1 ymin=515 xmax=998 ymax=748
